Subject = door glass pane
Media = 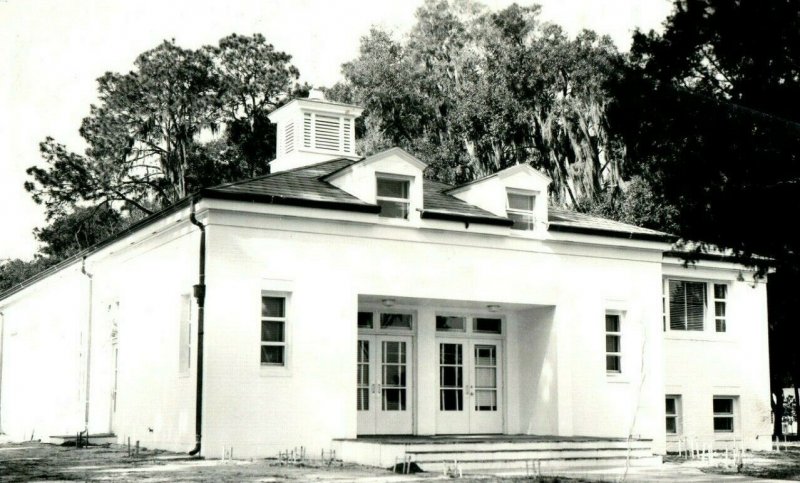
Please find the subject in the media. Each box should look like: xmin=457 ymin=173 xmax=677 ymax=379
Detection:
xmin=382 ymin=341 xmax=406 ymax=411
xmin=474 ymin=345 xmax=497 ymax=412
xmin=440 ymin=343 xmax=463 ymax=411
xmin=357 ymin=340 xmax=369 ymax=411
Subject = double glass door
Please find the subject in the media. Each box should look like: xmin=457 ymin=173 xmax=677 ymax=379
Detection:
xmin=436 ymin=339 xmax=503 ymax=434
xmin=357 ymin=335 xmax=413 ymax=434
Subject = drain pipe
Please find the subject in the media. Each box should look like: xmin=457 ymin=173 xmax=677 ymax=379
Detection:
xmin=188 ymin=197 xmax=206 ymax=456
xmin=0 ymin=310 xmax=5 ymax=434
xmin=81 ymin=257 xmax=94 ymax=445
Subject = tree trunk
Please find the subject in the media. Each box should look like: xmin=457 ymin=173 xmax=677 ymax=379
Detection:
xmin=773 ymin=387 xmax=784 ymax=436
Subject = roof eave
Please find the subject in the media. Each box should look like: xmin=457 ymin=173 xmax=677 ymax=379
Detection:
xmin=201 ymin=188 xmax=381 ymax=214
xmin=421 ymin=210 xmax=513 ymax=227
xmin=548 ymin=223 xmax=678 ymax=243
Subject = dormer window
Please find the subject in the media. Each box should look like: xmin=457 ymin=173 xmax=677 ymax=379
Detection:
xmin=507 ymin=190 xmax=536 ymax=230
xmin=377 ymin=176 xmax=410 ymax=219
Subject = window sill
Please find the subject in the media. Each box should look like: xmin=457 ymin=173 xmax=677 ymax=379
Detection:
xmin=259 ymin=364 xmax=292 ymax=378
xmin=606 ymin=373 xmax=630 ymax=384
xmin=664 ymin=331 xmax=735 ymax=342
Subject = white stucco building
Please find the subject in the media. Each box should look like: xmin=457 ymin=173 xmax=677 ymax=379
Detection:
xmin=0 ymin=96 xmax=772 ymax=469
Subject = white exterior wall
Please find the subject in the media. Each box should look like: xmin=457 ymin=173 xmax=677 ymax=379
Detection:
xmin=0 ymin=207 xmax=200 ymax=453
xmin=0 ymin=264 xmax=86 ymax=440
xmin=198 ymin=203 xmax=668 ymax=458
xmin=664 ymin=262 xmax=772 ymax=451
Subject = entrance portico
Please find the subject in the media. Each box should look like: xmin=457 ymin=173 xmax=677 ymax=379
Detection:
xmin=356 ymin=295 xmax=554 ymax=438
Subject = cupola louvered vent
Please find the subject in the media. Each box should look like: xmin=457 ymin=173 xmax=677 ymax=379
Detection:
xmin=284 ymin=121 xmax=294 ymax=154
xmin=267 ymin=96 xmax=363 ymax=172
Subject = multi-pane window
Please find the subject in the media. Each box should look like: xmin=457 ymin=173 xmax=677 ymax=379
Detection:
xmin=605 ymin=314 xmax=622 ymax=373
xmin=668 ymin=280 xmax=706 ymax=331
xmin=713 ymin=284 xmax=727 ymax=332
xmin=713 ymin=397 xmax=735 ymax=432
xmin=179 ymin=294 xmax=192 ymax=373
xmin=382 ymin=341 xmax=407 ymax=410
xmin=377 ymin=177 xmax=410 ymax=219
xmin=666 ymin=396 xmax=681 ymax=434
xmin=507 ymin=191 xmax=536 ymax=230
xmin=260 ymin=296 xmax=287 ymax=365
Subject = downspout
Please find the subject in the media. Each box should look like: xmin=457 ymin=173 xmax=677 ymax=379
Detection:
xmin=188 ymin=197 xmax=206 ymax=456
xmin=81 ymin=258 xmax=93 ymax=444
xmin=0 ymin=310 xmax=4 ymax=434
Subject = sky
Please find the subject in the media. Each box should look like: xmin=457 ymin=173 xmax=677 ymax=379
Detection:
xmin=0 ymin=0 xmax=673 ymax=261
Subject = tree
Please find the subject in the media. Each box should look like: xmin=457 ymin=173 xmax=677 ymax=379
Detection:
xmin=25 ymin=35 xmax=303 ymax=222
xmin=610 ymin=0 xmax=800 ymax=434
xmin=330 ymin=0 xmax=625 ymax=204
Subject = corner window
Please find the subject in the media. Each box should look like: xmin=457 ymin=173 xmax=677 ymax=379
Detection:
xmin=261 ymin=296 xmax=287 ymax=365
xmin=713 ymin=397 xmax=735 ymax=432
xmin=507 ymin=190 xmax=536 ymax=230
xmin=713 ymin=284 xmax=727 ymax=332
xmin=666 ymin=395 xmax=681 ymax=434
xmin=605 ymin=313 xmax=622 ymax=373
xmin=668 ymin=280 xmax=706 ymax=331
xmin=377 ymin=177 xmax=410 ymax=219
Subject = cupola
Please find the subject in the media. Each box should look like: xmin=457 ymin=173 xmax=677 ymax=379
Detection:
xmin=267 ymin=90 xmax=364 ymax=172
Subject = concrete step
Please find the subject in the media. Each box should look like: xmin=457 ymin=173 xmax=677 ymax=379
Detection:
xmin=408 ymin=447 xmax=654 ymax=462
xmin=401 ymin=440 xmax=652 ymax=453
xmin=418 ymin=455 xmax=663 ymax=473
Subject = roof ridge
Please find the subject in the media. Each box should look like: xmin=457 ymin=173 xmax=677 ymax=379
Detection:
xmin=208 ymin=157 xmax=357 ymax=190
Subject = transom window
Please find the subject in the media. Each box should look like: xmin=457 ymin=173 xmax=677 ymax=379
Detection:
xmin=605 ymin=314 xmax=621 ymax=373
xmin=474 ymin=318 xmax=502 ymax=334
xmin=666 ymin=280 xmax=730 ymax=332
xmin=358 ymin=311 xmax=413 ymax=331
xmin=666 ymin=395 xmax=681 ymax=434
xmin=436 ymin=316 xmax=466 ymax=332
xmin=261 ymin=296 xmax=287 ymax=365
xmin=377 ymin=177 xmax=410 ymax=219
xmin=507 ymin=190 xmax=536 ymax=230
xmin=713 ymin=397 xmax=735 ymax=432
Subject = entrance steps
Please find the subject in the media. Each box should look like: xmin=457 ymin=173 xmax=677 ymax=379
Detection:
xmin=334 ymin=436 xmax=661 ymax=473
xmin=47 ymin=433 xmax=117 ymax=446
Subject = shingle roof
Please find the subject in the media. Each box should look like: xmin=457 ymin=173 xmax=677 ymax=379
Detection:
xmin=204 ymin=158 xmax=674 ymax=241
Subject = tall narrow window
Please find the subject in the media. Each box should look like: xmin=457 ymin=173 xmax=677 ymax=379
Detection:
xmin=605 ymin=313 xmax=621 ymax=373
xmin=179 ymin=294 xmax=192 ymax=373
xmin=357 ymin=340 xmax=370 ymax=410
xmin=261 ymin=296 xmax=287 ymax=366
xmin=668 ymin=280 xmax=706 ymax=331
xmin=714 ymin=284 xmax=727 ymax=332
xmin=666 ymin=395 xmax=681 ymax=434
xmin=440 ymin=343 xmax=463 ymax=411
xmin=376 ymin=177 xmax=410 ymax=219
xmin=507 ymin=190 xmax=536 ymax=230
xmin=713 ymin=397 xmax=735 ymax=432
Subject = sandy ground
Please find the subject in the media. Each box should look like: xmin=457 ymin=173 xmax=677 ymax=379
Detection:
xmin=3 ymin=440 xmax=800 ymax=482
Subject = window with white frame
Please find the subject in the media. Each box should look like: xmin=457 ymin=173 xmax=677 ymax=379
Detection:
xmin=506 ymin=190 xmax=536 ymax=230
xmin=605 ymin=313 xmax=622 ymax=373
xmin=713 ymin=396 xmax=736 ymax=432
xmin=179 ymin=294 xmax=192 ymax=373
xmin=666 ymin=395 xmax=681 ymax=434
xmin=713 ymin=284 xmax=727 ymax=332
xmin=260 ymin=295 xmax=287 ymax=365
xmin=376 ymin=176 xmax=410 ymax=219
xmin=666 ymin=280 xmax=730 ymax=332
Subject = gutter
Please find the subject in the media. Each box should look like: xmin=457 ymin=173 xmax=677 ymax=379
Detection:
xmin=548 ymin=223 xmax=678 ymax=243
xmin=188 ymin=197 xmax=206 ymax=457
xmin=80 ymin=258 xmax=93 ymax=445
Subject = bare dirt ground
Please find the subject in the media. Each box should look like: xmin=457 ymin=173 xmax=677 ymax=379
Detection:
xmin=688 ymin=446 xmax=800 ymax=480
xmin=0 ymin=441 xmax=582 ymax=482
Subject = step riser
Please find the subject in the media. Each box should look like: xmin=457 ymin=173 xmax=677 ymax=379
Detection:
xmin=410 ymin=449 xmax=653 ymax=462
xmin=400 ymin=442 xmax=651 ymax=453
xmin=420 ymin=456 xmax=663 ymax=473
